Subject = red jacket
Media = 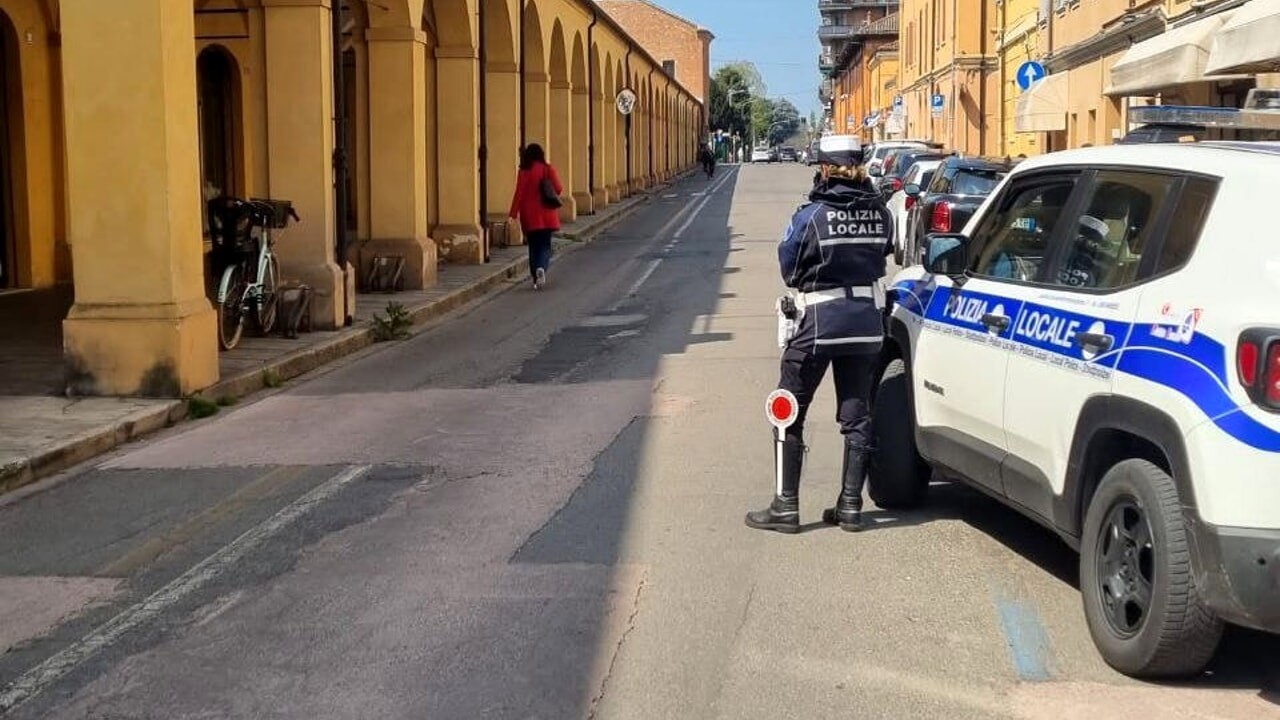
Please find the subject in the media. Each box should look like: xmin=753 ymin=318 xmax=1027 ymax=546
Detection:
xmin=508 ymin=162 xmax=564 ymax=232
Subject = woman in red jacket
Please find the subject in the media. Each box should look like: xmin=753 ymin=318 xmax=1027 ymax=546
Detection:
xmin=508 ymin=143 xmax=563 ymax=290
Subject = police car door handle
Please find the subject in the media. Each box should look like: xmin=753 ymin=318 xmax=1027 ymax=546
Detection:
xmin=981 ymin=313 xmax=1010 ymax=331
xmin=1075 ymin=332 xmax=1114 ymax=351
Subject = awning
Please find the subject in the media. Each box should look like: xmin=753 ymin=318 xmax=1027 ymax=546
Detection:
xmin=1015 ymin=72 xmax=1068 ymax=132
xmin=1206 ymin=0 xmax=1280 ymax=75
xmin=1106 ymin=12 xmax=1237 ymax=96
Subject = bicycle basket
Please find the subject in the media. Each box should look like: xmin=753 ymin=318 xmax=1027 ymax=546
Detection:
xmin=251 ymin=198 xmax=296 ymax=229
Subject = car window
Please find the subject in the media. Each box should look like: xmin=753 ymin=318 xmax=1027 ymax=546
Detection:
xmin=1153 ymin=177 xmax=1215 ymax=275
xmin=919 ymin=169 xmax=937 ymax=189
xmin=969 ymin=177 xmax=1079 ymax=282
xmin=1052 ymin=171 xmax=1179 ymax=290
xmin=952 ymin=170 xmax=1003 ymax=196
xmin=931 ymin=166 xmax=956 ymax=194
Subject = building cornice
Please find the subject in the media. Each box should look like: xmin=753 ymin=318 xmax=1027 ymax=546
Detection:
xmin=1044 ymin=7 xmax=1165 ymax=73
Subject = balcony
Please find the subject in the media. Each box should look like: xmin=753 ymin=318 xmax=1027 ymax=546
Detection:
xmin=820 ymin=0 xmax=898 ymax=13
xmin=819 ymin=52 xmax=836 ymax=72
xmin=818 ymin=24 xmax=854 ymax=40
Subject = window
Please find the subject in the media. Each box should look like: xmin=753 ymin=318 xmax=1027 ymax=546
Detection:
xmin=1153 ymin=177 xmax=1216 ymax=275
xmin=952 ymin=169 xmax=1004 ymax=196
xmin=662 ymin=60 xmax=676 ymax=76
xmin=970 ymin=177 xmax=1079 ymax=282
xmin=1053 ymin=170 xmax=1180 ymax=290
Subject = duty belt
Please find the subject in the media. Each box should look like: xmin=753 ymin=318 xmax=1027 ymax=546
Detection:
xmin=798 ymin=285 xmax=885 ymax=309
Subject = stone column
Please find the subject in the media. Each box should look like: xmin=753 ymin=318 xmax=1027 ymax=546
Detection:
xmin=262 ymin=0 xmax=346 ymax=329
xmin=365 ymin=26 xmax=436 ymax=288
xmin=571 ymin=84 xmax=592 ymax=214
xmin=549 ymin=79 xmax=576 ymax=223
xmin=433 ymin=46 xmax=483 ymax=264
xmin=60 ymin=0 xmax=217 ymax=396
xmin=486 ymin=62 xmax=521 ymax=239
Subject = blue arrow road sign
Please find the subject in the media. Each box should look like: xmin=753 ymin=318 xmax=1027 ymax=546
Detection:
xmin=1017 ymin=61 xmax=1046 ymax=91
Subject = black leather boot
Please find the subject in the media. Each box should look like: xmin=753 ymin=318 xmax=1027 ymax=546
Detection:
xmin=822 ymin=440 xmax=869 ymax=532
xmin=745 ymin=437 xmax=803 ymax=533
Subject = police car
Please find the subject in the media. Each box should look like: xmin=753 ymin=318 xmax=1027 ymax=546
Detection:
xmin=876 ymin=140 xmax=1280 ymax=678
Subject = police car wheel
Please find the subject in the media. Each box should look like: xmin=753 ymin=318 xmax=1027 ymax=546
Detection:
xmin=1080 ymin=459 xmax=1223 ymax=678
xmin=868 ymin=358 xmax=930 ymax=509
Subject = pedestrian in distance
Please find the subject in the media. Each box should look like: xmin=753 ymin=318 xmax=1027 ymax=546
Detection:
xmin=508 ymin=143 xmax=563 ymax=290
xmin=699 ymin=144 xmax=716 ymax=179
xmin=746 ymin=135 xmax=895 ymax=534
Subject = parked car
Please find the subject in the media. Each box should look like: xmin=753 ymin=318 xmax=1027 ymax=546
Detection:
xmin=884 ymin=158 xmax=943 ymax=265
xmin=880 ymin=141 xmax=1280 ymax=679
xmin=750 ymin=147 xmax=771 ymax=163
xmin=779 ymin=147 xmax=798 ymax=162
xmin=865 ymin=141 xmax=929 ymax=186
xmin=873 ymin=148 xmax=949 ymax=200
xmin=902 ymin=155 xmax=1009 ymax=265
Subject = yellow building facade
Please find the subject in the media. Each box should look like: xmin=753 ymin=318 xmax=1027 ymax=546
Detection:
xmin=997 ymin=0 xmax=1043 ymax=156
xmin=0 ymin=0 xmax=703 ymax=396
xmin=897 ymin=0 xmax=998 ymax=154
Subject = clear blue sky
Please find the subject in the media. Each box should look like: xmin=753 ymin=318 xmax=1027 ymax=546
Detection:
xmin=651 ymin=0 xmax=822 ymax=117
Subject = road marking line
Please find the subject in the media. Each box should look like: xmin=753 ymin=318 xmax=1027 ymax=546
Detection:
xmin=96 ymin=465 xmax=309 ymax=578
xmin=994 ymin=593 xmax=1054 ymax=682
xmin=610 ymin=167 xmax=738 ymax=308
xmin=0 ymin=464 xmax=373 ymax=714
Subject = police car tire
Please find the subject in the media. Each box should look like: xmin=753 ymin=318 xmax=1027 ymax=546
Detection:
xmin=868 ymin=358 xmax=930 ymax=509
xmin=1080 ymin=459 xmax=1224 ymax=678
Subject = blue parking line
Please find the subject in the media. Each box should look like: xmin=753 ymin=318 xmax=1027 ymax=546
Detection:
xmin=994 ymin=594 xmax=1054 ymax=682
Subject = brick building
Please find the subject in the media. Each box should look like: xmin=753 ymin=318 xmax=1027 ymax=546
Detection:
xmin=596 ymin=0 xmax=714 ymax=106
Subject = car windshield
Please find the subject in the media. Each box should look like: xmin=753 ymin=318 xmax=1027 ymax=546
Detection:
xmin=952 ymin=169 xmax=1004 ymax=195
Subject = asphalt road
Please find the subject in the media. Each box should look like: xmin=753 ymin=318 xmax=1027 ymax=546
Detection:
xmin=1 ymin=164 xmax=1277 ymax=719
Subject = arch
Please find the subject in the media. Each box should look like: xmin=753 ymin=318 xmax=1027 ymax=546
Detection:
xmin=570 ymin=31 xmax=586 ymax=90
xmin=521 ymin=0 xmax=546 ymax=77
xmin=362 ymin=0 xmax=414 ymax=28
xmin=522 ymin=0 xmax=548 ymax=150
xmin=196 ymin=45 xmax=244 ymax=225
xmin=0 ymin=0 xmax=59 ymax=289
xmin=482 ymin=0 xmax=515 ymax=66
xmin=603 ymin=55 xmax=616 ymax=196
xmin=548 ymin=19 xmax=567 ymax=86
xmin=424 ymin=0 xmax=473 ymax=49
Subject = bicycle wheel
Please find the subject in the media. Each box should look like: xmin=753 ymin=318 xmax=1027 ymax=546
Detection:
xmin=217 ymin=265 xmax=248 ymax=350
xmin=255 ymin=253 xmax=280 ymax=336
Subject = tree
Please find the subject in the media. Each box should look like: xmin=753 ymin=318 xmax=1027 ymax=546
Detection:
xmin=718 ymin=61 xmax=767 ymax=97
xmin=750 ymin=97 xmax=775 ymax=146
xmin=767 ymin=99 xmax=802 ymax=147
xmin=709 ymin=66 xmax=753 ymax=140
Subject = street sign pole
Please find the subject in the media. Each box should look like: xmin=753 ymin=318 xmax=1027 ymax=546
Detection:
xmin=765 ymin=389 xmax=799 ymax=496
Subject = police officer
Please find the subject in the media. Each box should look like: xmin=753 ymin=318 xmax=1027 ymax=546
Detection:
xmin=745 ymin=139 xmax=893 ymax=534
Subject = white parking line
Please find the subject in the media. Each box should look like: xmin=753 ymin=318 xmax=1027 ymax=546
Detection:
xmin=0 ymin=464 xmax=374 ymax=714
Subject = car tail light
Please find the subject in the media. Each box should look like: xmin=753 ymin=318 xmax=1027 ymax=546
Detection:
xmin=1237 ymin=330 xmax=1280 ymax=411
xmin=1239 ymin=340 xmax=1259 ymax=388
xmin=1267 ymin=345 xmax=1280 ymax=405
xmin=930 ymin=202 xmax=953 ymax=232
xmin=905 ymin=195 xmax=916 ymax=210
xmin=888 ymin=178 xmax=903 ymax=194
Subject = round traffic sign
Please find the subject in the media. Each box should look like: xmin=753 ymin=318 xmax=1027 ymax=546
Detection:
xmin=765 ymin=389 xmax=799 ymax=431
xmin=616 ymin=88 xmax=637 ymax=116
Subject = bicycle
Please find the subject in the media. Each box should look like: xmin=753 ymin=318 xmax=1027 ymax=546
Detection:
xmin=208 ymin=197 xmax=300 ymax=351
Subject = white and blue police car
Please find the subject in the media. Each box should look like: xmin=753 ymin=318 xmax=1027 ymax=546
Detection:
xmin=875 ymin=141 xmax=1280 ymax=678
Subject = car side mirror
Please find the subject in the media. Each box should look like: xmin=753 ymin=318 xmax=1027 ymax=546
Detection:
xmin=924 ymin=233 xmax=969 ymax=277
xmin=868 ymin=166 xmax=884 ymax=178
xmin=904 ymin=183 xmax=922 ymax=197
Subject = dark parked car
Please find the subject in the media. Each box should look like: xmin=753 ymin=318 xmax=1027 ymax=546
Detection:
xmin=778 ymin=147 xmax=798 ymax=162
xmin=873 ymin=149 xmax=949 ymax=199
xmin=903 ymin=155 xmax=1011 ymax=265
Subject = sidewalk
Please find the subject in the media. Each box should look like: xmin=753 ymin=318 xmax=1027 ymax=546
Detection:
xmin=0 ymin=182 xmax=672 ymax=495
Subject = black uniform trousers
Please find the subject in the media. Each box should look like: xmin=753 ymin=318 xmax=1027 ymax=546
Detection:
xmin=778 ymin=346 xmax=876 ymax=450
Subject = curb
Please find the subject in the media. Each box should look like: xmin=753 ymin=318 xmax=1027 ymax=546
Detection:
xmin=0 ymin=175 xmax=681 ymax=495
xmin=0 ymin=401 xmax=184 ymax=495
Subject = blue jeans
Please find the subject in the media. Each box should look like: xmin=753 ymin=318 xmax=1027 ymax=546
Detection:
xmin=527 ymin=229 xmax=554 ymax=278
